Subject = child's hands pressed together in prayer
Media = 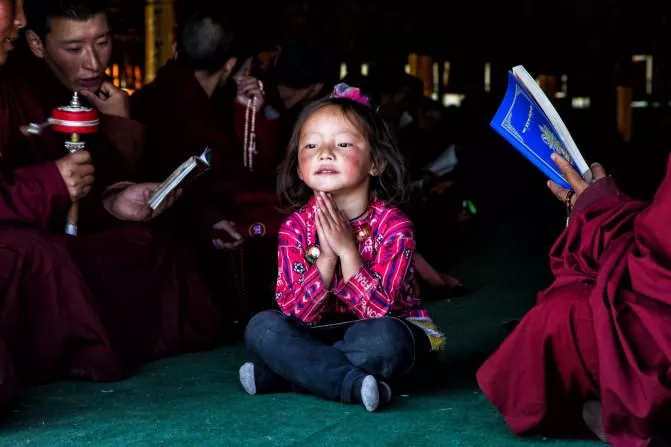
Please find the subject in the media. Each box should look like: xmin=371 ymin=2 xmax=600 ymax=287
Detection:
xmin=313 ymin=193 xmax=337 ymax=261
xmin=314 ymin=192 xmax=363 ymax=282
xmin=315 ymin=192 xmax=358 ymax=260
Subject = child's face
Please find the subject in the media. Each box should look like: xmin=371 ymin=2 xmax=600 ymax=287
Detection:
xmin=297 ymin=105 xmax=377 ymax=196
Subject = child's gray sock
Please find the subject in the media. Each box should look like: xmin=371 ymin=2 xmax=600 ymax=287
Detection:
xmin=353 ymin=375 xmax=393 ymax=411
xmin=358 ymin=375 xmax=380 ymax=412
xmin=239 ymin=362 xmax=256 ymax=395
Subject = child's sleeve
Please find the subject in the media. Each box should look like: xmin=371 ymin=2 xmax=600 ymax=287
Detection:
xmin=331 ymin=216 xmax=415 ymax=319
xmin=274 ymin=217 xmax=330 ymax=323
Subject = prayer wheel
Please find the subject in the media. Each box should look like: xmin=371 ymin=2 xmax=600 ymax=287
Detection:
xmin=24 ymin=93 xmax=100 ymax=236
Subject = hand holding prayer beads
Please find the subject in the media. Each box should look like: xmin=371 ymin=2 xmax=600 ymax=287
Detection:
xmin=238 ymin=78 xmax=264 ymax=172
xmin=236 ymin=76 xmax=266 ymax=110
xmin=547 ymin=153 xmax=607 ymax=226
xmin=23 ymin=93 xmax=99 ymax=236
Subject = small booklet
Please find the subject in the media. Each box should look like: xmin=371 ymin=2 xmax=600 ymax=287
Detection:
xmin=490 ymin=65 xmax=592 ymax=189
xmin=148 ymin=147 xmax=212 ymax=211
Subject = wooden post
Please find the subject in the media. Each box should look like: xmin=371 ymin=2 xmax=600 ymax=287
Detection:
xmin=616 ymin=86 xmax=633 ymax=142
xmin=158 ymin=1 xmax=175 ymax=68
xmin=407 ymin=53 xmax=418 ymax=76
xmin=417 ymin=55 xmax=433 ymax=97
xmin=145 ymin=0 xmax=156 ymax=83
xmin=145 ymin=0 xmax=174 ymax=84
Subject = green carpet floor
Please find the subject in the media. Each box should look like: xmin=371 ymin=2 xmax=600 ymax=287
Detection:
xmin=0 ymin=188 xmax=600 ymax=446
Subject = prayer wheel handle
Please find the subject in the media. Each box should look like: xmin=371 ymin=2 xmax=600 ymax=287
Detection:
xmin=64 ymin=132 xmax=86 ymax=236
xmin=66 ymin=202 xmax=79 ymax=236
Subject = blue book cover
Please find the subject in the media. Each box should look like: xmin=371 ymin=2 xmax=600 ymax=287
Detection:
xmin=490 ymin=72 xmax=577 ymax=189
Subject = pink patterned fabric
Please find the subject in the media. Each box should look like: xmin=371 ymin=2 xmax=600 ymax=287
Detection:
xmin=275 ymin=196 xmax=430 ymax=324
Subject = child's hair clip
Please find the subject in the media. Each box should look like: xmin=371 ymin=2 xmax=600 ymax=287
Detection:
xmin=330 ymin=83 xmax=372 ymax=108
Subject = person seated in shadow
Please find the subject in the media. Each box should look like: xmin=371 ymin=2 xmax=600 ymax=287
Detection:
xmin=478 ymin=153 xmax=671 ymax=446
xmin=0 ymin=0 xmax=204 ymax=416
xmin=131 ymin=4 xmax=281 ymax=322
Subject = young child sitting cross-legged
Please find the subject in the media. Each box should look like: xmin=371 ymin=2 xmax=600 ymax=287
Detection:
xmin=238 ymin=84 xmax=445 ymax=412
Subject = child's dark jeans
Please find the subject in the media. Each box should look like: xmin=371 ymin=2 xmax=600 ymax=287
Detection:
xmin=244 ymin=310 xmax=434 ymax=403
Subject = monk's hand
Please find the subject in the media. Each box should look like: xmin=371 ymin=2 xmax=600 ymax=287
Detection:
xmin=547 ymin=153 xmax=607 ymax=205
xmin=151 ymin=188 xmax=182 ymax=219
xmin=105 ymin=183 xmax=178 ymax=222
xmin=235 ymin=76 xmax=265 ymax=111
xmin=80 ymin=81 xmax=130 ymax=118
xmin=55 ymin=151 xmax=95 ymax=201
xmin=212 ymin=219 xmax=244 ymax=250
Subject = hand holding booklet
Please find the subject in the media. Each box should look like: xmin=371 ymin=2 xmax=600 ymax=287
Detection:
xmin=148 ymin=147 xmax=212 ymax=211
xmin=490 ymin=65 xmax=592 ymax=189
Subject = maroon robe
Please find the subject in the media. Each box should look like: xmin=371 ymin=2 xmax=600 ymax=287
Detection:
xmin=477 ymin=156 xmax=671 ymax=446
xmin=0 ymin=66 xmax=123 ymax=403
xmin=0 ymin=56 xmax=224 ymax=410
xmin=130 ymin=60 xmax=283 ymax=315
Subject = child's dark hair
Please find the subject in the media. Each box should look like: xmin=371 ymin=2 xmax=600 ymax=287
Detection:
xmin=277 ymin=96 xmax=409 ymax=210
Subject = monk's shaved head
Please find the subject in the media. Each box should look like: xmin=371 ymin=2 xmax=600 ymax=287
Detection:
xmin=177 ymin=5 xmax=235 ymax=74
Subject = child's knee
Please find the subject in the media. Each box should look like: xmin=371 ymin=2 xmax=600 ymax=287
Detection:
xmin=371 ymin=319 xmax=414 ymax=363
xmin=344 ymin=318 xmax=415 ymax=376
xmin=244 ymin=310 xmax=288 ymax=351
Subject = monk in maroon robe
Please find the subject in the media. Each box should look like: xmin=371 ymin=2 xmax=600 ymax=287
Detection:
xmin=0 ymin=0 xmax=224 ymax=415
xmin=0 ymin=0 xmax=26 ymax=414
xmin=131 ymin=5 xmax=282 ymax=316
xmin=477 ymin=152 xmax=671 ymax=446
xmin=131 ymin=58 xmax=278 ymax=231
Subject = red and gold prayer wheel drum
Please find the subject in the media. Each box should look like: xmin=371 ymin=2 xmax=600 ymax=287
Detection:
xmin=50 ymin=107 xmax=99 ymax=134
xmin=49 ymin=93 xmax=99 ymax=135
xmin=22 ymin=92 xmax=99 ymax=138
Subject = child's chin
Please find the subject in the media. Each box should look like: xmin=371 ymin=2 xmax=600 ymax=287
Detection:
xmin=307 ymin=180 xmax=339 ymax=193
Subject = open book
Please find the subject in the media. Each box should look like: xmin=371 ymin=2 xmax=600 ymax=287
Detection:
xmin=148 ymin=147 xmax=212 ymax=211
xmin=490 ymin=65 xmax=592 ymax=189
